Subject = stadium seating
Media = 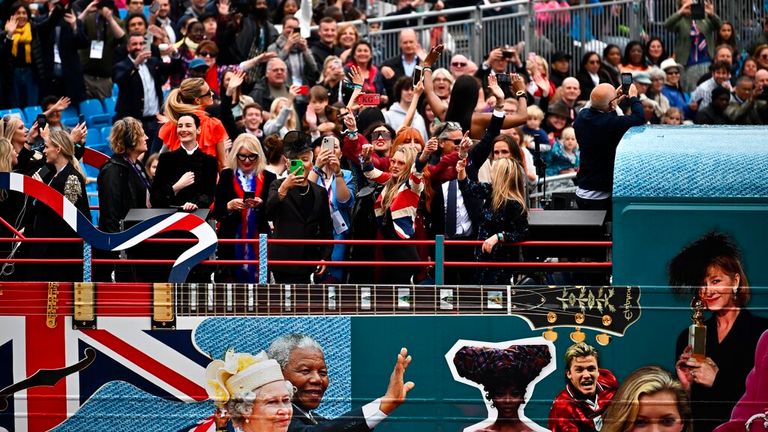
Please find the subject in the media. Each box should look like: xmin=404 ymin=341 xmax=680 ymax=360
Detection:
xmin=79 ymin=99 xmax=112 ymax=128
xmin=22 ymin=106 xmax=42 ymax=127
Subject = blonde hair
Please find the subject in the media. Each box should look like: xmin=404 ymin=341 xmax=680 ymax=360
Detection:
xmin=560 ymin=126 xmax=576 ymax=141
xmin=527 ymin=105 xmax=545 ymax=121
xmin=381 ymin=147 xmax=416 ymax=209
xmin=0 ymin=137 xmax=13 ymax=172
xmin=431 ymin=68 xmax=454 ymax=84
xmin=165 ymin=78 xmax=208 ymax=123
xmin=1 ymin=116 xmax=23 ymax=143
xmin=602 ymin=366 xmax=691 ymax=432
xmin=109 ymin=117 xmax=145 ymax=154
xmin=49 ymin=129 xmax=85 ymax=179
xmin=490 ymin=157 xmax=527 ymax=212
xmin=319 ymin=55 xmax=342 ymax=83
xmin=227 ymin=133 xmax=266 ymax=173
xmin=269 ymin=97 xmax=298 ymax=131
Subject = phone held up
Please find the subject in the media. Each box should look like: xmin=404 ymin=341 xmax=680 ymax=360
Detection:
xmin=357 ymin=93 xmax=381 ymax=106
xmin=690 ymin=0 xmax=705 ymax=20
xmin=321 ymin=136 xmax=335 ymax=154
xmin=243 ymin=191 xmax=255 ymax=200
xmin=495 ymin=73 xmax=512 ymax=98
xmin=36 ymin=113 xmax=47 ymax=130
xmin=620 ymin=72 xmax=633 ymax=95
xmin=413 ymin=66 xmax=423 ymax=87
xmin=289 ymin=159 xmax=305 ymax=177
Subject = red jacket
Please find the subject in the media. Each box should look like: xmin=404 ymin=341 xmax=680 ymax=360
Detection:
xmin=549 ymin=368 xmax=618 ymax=432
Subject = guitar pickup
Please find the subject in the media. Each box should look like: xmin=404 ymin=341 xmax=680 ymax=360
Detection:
xmin=73 ymin=283 xmax=96 ymax=330
xmin=152 ymin=283 xmax=176 ymax=330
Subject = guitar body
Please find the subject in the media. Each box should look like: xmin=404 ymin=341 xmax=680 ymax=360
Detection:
xmin=0 ymin=282 xmax=641 ymax=432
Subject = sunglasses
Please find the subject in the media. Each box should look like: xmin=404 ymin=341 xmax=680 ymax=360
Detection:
xmin=451 ymin=62 xmax=467 ymax=67
xmin=372 ymin=131 xmax=391 ymax=140
xmin=666 ymin=70 xmax=680 ymax=75
xmin=236 ymin=153 xmax=259 ymax=161
xmin=198 ymin=89 xmax=214 ymax=98
xmin=198 ymin=51 xmax=216 ymax=57
xmin=443 ymin=138 xmax=463 ymax=146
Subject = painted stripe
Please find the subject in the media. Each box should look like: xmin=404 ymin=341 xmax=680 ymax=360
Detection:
xmin=0 ymin=316 xmax=28 ymax=432
xmin=9 ymin=172 xmax=24 ymax=192
xmin=24 ymin=176 xmax=65 ymax=218
xmin=111 ymin=213 xmax=188 ymax=250
xmin=25 ymin=311 xmax=67 ymax=431
xmin=63 ymin=200 xmax=79 ymax=231
xmin=79 ymin=329 xmax=207 ymax=401
xmin=64 ymin=318 xmax=82 ymax=418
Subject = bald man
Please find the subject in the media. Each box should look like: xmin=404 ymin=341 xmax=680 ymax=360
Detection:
xmin=573 ymin=83 xmax=644 ymax=220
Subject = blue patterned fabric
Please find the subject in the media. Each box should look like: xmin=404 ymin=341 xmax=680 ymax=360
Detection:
xmin=614 ymin=126 xmax=768 ymax=199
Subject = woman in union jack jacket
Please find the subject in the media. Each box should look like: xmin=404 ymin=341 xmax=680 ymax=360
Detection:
xmin=361 ymin=144 xmax=423 ymax=284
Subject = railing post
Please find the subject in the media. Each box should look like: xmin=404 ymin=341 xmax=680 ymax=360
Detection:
xmin=579 ymin=0 xmax=587 ymax=50
xmin=472 ymin=5 xmax=483 ymax=67
xmin=435 ymin=235 xmax=445 ymax=285
xmin=629 ymin=0 xmax=641 ymax=41
xmin=259 ymin=233 xmax=268 ymax=284
xmin=525 ymin=0 xmax=534 ymax=56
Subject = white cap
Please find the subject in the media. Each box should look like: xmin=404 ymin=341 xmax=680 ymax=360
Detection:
xmin=660 ymin=58 xmax=683 ymax=72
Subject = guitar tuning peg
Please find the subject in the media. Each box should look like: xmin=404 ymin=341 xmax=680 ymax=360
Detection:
xmin=595 ymin=333 xmax=611 ymax=346
xmin=570 ymin=327 xmax=586 ymax=343
xmin=542 ymin=328 xmax=558 ymax=342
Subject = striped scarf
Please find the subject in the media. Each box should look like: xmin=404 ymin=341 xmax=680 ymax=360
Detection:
xmin=364 ymin=164 xmax=423 ymax=239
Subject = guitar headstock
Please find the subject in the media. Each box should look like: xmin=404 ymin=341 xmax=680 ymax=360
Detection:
xmin=509 ymin=286 xmax=641 ymax=345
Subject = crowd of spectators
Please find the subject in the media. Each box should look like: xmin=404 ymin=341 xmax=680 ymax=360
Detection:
xmin=1 ymin=0 xmax=768 ymax=283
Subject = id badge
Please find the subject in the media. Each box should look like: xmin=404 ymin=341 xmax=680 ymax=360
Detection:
xmin=331 ymin=210 xmax=348 ymax=235
xmin=90 ymin=40 xmax=104 ymax=59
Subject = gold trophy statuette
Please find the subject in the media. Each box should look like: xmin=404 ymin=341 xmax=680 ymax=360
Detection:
xmin=688 ymin=297 xmax=707 ymax=361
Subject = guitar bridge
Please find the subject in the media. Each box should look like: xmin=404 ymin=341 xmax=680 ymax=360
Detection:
xmin=73 ymin=283 xmax=96 ymax=329
xmin=152 ymin=283 xmax=176 ymax=330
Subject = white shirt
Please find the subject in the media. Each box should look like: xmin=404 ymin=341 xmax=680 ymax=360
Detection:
xmin=135 ymin=58 xmax=160 ymax=117
xmin=441 ymin=180 xmax=472 ymax=237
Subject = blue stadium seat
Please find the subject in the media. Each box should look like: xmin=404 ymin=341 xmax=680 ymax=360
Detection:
xmin=118 ymin=8 xmax=127 ymax=19
xmin=85 ymin=127 xmax=102 ymax=148
xmin=102 ymin=96 xmax=116 ymax=117
xmin=61 ymin=105 xmax=79 ymax=126
xmin=0 ymin=108 xmax=24 ymax=122
xmin=100 ymin=126 xmax=112 ymax=144
xmin=79 ymin=99 xmax=112 ymax=127
xmin=112 ymin=83 xmax=119 ymax=98
xmin=23 ymin=106 xmax=42 ymax=126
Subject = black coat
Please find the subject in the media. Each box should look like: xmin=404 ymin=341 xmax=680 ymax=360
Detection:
xmin=97 ymin=154 xmax=150 ymax=233
xmin=37 ymin=6 xmax=89 ymax=103
xmin=379 ymin=54 xmax=420 ymax=103
xmin=150 ymin=147 xmax=218 ymax=209
xmin=112 ymin=49 xmax=177 ymax=120
xmin=676 ymin=309 xmax=768 ymax=432
xmin=575 ymin=68 xmax=614 ymax=102
xmin=288 ymin=404 xmax=370 ymax=432
xmin=26 ymin=163 xmax=91 ymax=281
xmin=212 ymin=167 xmax=274 ymax=243
xmin=265 ymin=179 xmax=333 ymax=276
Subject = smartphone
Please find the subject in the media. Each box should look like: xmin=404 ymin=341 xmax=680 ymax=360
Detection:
xmin=297 ymin=85 xmax=310 ymax=96
xmin=502 ymin=50 xmax=514 ymax=59
xmin=690 ymin=1 xmax=705 ymax=19
xmin=321 ymin=136 xmax=335 ymax=153
xmin=289 ymin=159 xmax=305 ymax=177
xmin=78 ymin=114 xmax=86 ymax=125
xmin=620 ymin=72 xmax=633 ymax=94
xmin=36 ymin=113 xmax=47 ymax=129
xmin=495 ymin=73 xmax=512 ymax=98
xmin=357 ymin=93 xmax=381 ymax=106
xmin=150 ymin=0 xmax=160 ymax=14
xmin=243 ymin=191 xmax=255 ymax=200
xmin=413 ymin=66 xmax=423 ymax=88
xmin=37 ymin=165 xmax=51 ymax=179
xmin=143 ymin=33 xmax=153 ymax=53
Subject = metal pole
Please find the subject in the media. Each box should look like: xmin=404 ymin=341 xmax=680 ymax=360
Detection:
xmin=629 ymin=0 xmax=641 ymax=41
xmin=580 ymin=0 xmax=587 ymax=50
xmin=472 ymin=5 xmax=483 ymax=66
xmin=525 ymin=0 xmax=535 ymax=56
xmin=435 ymin=235 xmax=445 ymax=285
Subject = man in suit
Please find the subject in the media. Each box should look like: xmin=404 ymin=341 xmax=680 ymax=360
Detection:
xmin=265 ymin=131 xmax=334 ymax=284
xmin=113 ymin=32 xmax=179 ymax=154
xmin=379 ymin=29 xmax=421 ymax=104
xmin=267 ymin=333 xmax=414 ymax=432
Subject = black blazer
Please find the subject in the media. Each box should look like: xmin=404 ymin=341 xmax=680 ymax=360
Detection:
xmin=97 ymin=155 xmax=149 ymax=233
xmin=430 ymin=179 xmax=483 ymax=238
xmin=212 ymin=168 xmax=275 ymax=240
xmin=150 ymin=148 xmax=218 ymax=209
xmin=288 ymin=405 xmax=370 ymax=432
xmin=380 ymin=54 xmax=420 ymax=103
xmin=112 ymin=49 xmax=178 ymax=120
xmin=265 ymin=179 xmax=333 ymax=275
xmin=575 ymin=68 xmax=614 ymax=102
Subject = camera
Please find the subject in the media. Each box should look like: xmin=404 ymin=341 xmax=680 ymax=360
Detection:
xmin=690 ymin=0 xmax=705 ymax=19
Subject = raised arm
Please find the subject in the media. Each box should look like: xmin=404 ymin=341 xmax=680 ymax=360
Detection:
xmin=400 ymin=75 xmax=424 ymax=131
xmin=422 ymin=44 xmax=447 ymax=121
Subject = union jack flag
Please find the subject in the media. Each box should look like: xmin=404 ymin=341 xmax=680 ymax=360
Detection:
xmin=0 ymin=299 xmax=211 ymax=432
